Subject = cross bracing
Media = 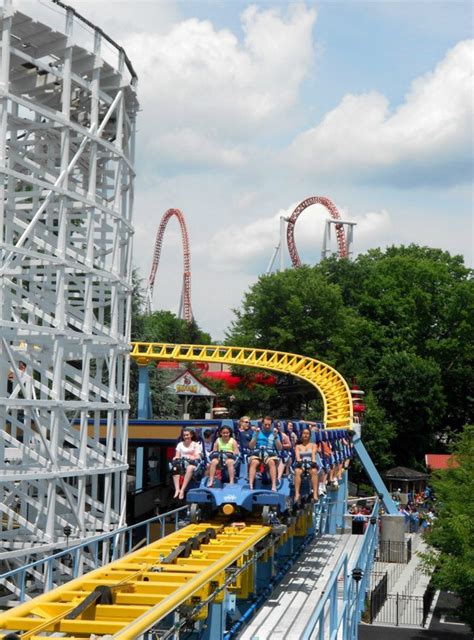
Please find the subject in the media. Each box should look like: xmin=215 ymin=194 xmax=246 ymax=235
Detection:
xmin=0 ymin=0 xmax=137 ymax=589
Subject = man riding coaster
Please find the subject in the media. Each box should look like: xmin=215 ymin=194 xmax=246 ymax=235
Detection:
xmin=248 ymin=416 xmax=283 ymax=492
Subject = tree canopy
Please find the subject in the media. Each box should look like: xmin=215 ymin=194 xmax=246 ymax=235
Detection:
xmin=227 ymin=245 xmax=473 ymax=467
xmin=130 ymin=279 xmax=212 ymax=418
xmin=424 ymin=424 xmax=474 ymax=628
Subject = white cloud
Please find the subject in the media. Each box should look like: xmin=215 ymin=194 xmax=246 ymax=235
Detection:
xmin=125 ymin=5 xmax=316 ymax=166
xmin=154 ymin=129 xmax=247 ymax=169
xmin=199 ymin=203 xmax=392 ymax=271
xmin=286 ymin=39 xmax=474 ymax=186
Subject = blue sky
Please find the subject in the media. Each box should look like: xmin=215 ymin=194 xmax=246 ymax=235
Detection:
xmin=61 ymin=0 xmax=473 ymax=338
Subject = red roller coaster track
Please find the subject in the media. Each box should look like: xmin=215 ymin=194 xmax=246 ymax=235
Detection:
xmin=148 ymin=208 xmax=193 ymax=322
xmin=286 ymin=196 xmax=348 ymax=266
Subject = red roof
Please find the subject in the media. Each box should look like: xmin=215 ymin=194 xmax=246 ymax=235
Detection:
xmin=425 ymin=454 xmax=459 ymax=470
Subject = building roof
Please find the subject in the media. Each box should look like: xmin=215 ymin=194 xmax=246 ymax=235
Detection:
xmin=383 ymin=466 xmax=429 ymax=480
xmin=425 ymin=454 xmax=459 ymax=470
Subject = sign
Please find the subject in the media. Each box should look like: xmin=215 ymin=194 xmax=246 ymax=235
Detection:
xmin=166 ymin=369 xmax=216 ymax=397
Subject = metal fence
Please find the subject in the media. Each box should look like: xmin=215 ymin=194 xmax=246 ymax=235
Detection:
xmin=369 ymin=590 xmax=434 ymax=627
xmin=372 ymin=593 xmax=424 ymax=626
xmin=401 ymin=565 xmax=424 ymax=596
xmin=372 ymin=560 xmax=406 ymax=590
xmin=377 ymin=538 xmax=411 ymax=563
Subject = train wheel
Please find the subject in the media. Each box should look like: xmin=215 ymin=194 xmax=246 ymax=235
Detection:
xmin=262 ymin=506 xmax=271 ymax=525
xmin=190 ymin=503 xmax=201 ymax=524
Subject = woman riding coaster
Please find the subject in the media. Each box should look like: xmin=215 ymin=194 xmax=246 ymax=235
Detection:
xmin=171 ymin=429 xmax=202 ymax=500
xmin=286 ymin=421 xmax=298 ymax=446
xmin=248 ymin=416 xmax=282 ymax=492
xmin=294 ymin=427 xmax=319 ymax=502
xmin=208 ymin=425 xmax=240 ymax=487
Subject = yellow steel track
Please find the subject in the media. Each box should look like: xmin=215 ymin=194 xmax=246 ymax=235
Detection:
xmin=0 ymin=523 xmax=270 ymax=639
xmin=131 ymin=342 xmax=353 ymax=428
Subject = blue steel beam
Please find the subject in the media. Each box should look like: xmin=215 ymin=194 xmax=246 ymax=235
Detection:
xmin=137 ymin=365 xmax=153 ymax=420
xmin=353 ymin=435 xmax=400 ymax=515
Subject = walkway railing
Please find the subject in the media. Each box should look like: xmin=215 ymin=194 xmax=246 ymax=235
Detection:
xmin=300 ymin=499 xmax=380 ymax=640
xmin=0 ymin=506 xmax=188 ymax=603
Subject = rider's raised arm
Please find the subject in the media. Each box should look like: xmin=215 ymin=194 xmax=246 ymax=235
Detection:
xmin=248 ymin=426 xmax=259 ymax=449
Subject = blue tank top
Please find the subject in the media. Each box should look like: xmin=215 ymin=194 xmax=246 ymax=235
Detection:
xmin=256 ymin=429 xmax=278 ymax=454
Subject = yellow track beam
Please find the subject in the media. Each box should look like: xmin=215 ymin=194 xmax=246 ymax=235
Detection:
xmin=0 ymin=523 xmax=270 ymax=639
xmin=130 ymin=342 xmax=353 ymax=428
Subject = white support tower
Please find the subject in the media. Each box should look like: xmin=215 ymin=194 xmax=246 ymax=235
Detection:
xmin=0 ymin=0 xmax=138 ymax=589
xmin=266 ymin=215 xmax=288 ymax=274
xmin=322 ymin=219 xmax=357 ymax=259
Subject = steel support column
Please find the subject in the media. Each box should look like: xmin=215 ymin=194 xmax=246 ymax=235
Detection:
xmin=353 ymin=435 xmax=399 ymax=515
xmin=138 ymin=365 xmax=153 ymax=420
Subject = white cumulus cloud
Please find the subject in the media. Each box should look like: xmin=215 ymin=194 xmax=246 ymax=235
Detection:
xmin=199 ymin=202 xmax=392 ymax=271
xmin=286 ymin=39 xmax=474 ymax=186
xmin=123 ymin=4 xmax=317 ymax=166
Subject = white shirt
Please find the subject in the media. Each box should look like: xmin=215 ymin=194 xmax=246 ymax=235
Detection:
xmin=176 ymin=441 xmax=201 ymax=460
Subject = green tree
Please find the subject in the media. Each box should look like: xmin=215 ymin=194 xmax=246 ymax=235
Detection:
xmin=141 ymin=310 xmax=211 ymax=345
xmin=129 ymin=277 xmax=213 ymax=417
xmin=424 ymin=425 xmax=474 ymax=628
xmin=360 ymin=392 xmax=396 ymax=470
xmin=370 ymin=351 xmax=446 ymax=467
xmin=226 ymin=265 xmax=357 ymax=424
xmin=227 ymin=245 xmax=473 ymax=469
xmin=322 ymin=245 xmax=473 ymax=433
xmin=227 ymin=266 xmax=349 ymax=363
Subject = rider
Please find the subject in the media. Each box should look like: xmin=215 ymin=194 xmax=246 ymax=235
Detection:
xmin=171 ymin=429 xmax=202 ymax=500
xmin=276 ymin=423 xmax=292 ymax=481
xmin=286 ymin=421 xmax=298 ymax=446
xmin=202 ymin=429 xmax=214 ymax=457
xmin=294 ymin=427 xmax=318 ymax=502
xmin=248 ymin=416 xmax=282 ymax=492
xmin=238 ymin=415 xmax=253 ymax=451
xmin=208 ymin=425 xmax=240 ymax=486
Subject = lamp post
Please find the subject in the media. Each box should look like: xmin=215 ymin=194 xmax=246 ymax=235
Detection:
xmin=351 ymin=566 xmax=364 ymax=640
xmin=63 ymin=525 xmax=72 ymax=548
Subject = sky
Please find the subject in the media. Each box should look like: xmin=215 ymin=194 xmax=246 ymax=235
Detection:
xmin=31 ymin=1 xmax=474 ymax=338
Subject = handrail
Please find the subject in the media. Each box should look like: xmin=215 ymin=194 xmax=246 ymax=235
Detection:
xmin=301 ymin=498 xmax=380 ymax=639
xmin=0 ymin=505 xmax=188 ymax=601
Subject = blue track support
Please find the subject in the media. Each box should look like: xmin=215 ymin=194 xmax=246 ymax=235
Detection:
xmin=353 ymin=435 xmax=400 ymax=516
xmin=326 ymin=470 xmax=347 ymax=533
xmin=135 ymin=447 xmax=144 ymax=491
xmin=202 ymin=601 xmax=226 ymax=640
xmin=256 ymin=554 xmax=274 ymax=593
xmin=138 ymin=365 xmax=152 ymax=420
xmin=278 ymin=536 xmax=293 ymax=561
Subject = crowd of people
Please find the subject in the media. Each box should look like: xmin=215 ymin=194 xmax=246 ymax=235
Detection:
xmin=396 ymin=488 xmax=437 ymax=532
xmin=345 ymin=489 xmax=437 ymax=534
xmin=169 ymin=416 xmax=354 ymax=502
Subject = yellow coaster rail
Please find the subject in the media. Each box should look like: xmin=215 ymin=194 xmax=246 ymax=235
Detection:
xmin=130 ymin=342 xmax=353 ymax=428
xmin=0 ymin=523 xmax=270 ymax=640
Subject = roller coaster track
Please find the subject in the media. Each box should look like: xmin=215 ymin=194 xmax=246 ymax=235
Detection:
xmin=287 ymin=196 xmax=348 ymax=264
xmin=147 ymin=208 xmax=193 ymax=322
xmin=130 ymin=342 xmax=353 ymax=428
xmin=0 ymin=522 xmax=271 ymax=639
